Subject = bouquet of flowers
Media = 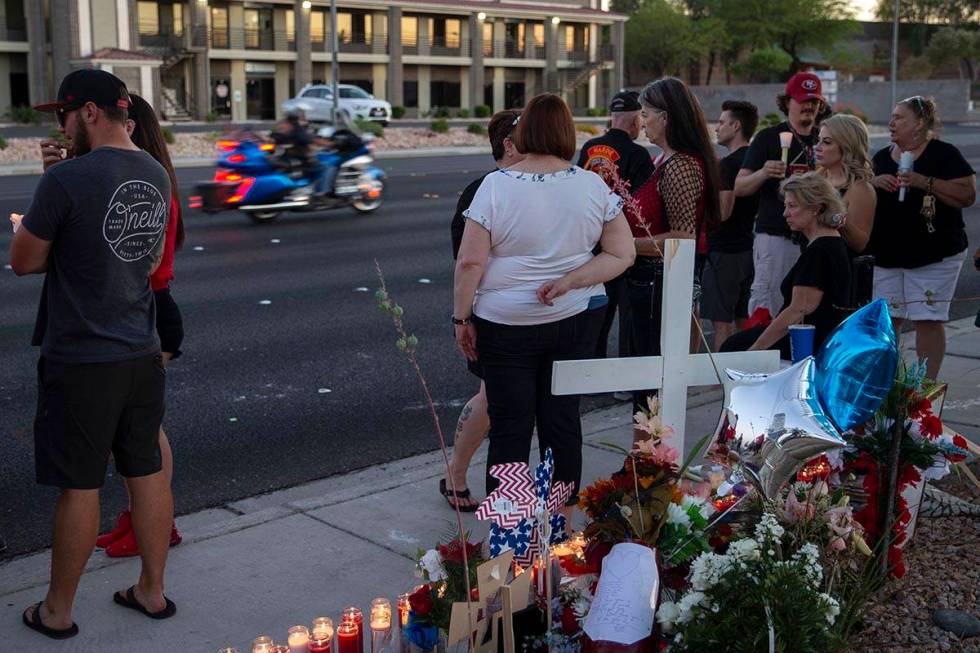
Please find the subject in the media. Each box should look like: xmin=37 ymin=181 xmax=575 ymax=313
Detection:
xmin=408 ymin=533 xmax=485 ymax=649
xmin=522 ymin=575 xmax=597 ymax=653
xmin=843 ymin=360 xmax=971 ymax=578
xmin=657 ymin=514 xmax=842 ymax=653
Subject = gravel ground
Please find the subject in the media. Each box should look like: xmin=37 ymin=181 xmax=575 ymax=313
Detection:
xmin=0 ymin=128 xmax=601 ymax=164
xmin=851 ymin=461 xmax=980 ymax=652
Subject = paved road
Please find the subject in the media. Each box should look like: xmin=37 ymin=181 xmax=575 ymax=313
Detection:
xmin=1 ymin=135 xmax=978 ymax=558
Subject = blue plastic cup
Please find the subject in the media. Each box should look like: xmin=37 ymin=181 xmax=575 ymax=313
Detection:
xmin=788 ymin=324 xmax=816 ymax=362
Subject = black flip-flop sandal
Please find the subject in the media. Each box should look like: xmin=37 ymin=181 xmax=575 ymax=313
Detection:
xmin=22 ymin=601 xmax=79 ymax=640
xmin=439 ymin=478 xmax=479 ymax=513
xmin=113 ymin=586 xmax=177 ymax=620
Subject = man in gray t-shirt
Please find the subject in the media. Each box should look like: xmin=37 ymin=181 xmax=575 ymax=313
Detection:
xmin=10 ymin=69 xmax=177 ymax=640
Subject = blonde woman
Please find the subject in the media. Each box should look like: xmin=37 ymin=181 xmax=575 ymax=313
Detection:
xmin=720 ymin=172 xmax=851 ymax=357
xmin=815 ymin=114 xmax=876 ymax=253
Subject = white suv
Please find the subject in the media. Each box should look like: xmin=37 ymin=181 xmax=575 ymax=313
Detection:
xmin=283 ymin=84 xmax=392 ymax=125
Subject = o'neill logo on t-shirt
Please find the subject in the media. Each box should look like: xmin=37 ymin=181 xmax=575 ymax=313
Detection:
xmin=102 ymin=180 xmax=167 ymax=262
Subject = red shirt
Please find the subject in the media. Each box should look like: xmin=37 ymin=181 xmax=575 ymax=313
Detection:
xmin=629 ymin=153 xmax=708 ymax=255
xmin=150 ymin=194 xmax=179 ymax=291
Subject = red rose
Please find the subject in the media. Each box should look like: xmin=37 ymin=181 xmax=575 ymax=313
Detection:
xmin=438 ymin=539 xmax=481 ymax=564
xmin=909 ymin=397 xmax=931 ymax=419
xmin=409 ymin=585 xmax=434 ymax=616
xmin=919 ymin=414 xmax=943 ymax=439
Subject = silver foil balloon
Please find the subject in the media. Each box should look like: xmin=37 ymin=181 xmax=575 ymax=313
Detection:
xmin=815 ymin=299 xmax=899 ymax=432
xmin=713 ymin=357 xmax=847 ymax=499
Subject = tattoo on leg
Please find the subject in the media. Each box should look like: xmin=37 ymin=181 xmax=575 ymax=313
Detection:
xmin=454 ymin=405 xmax=473 ymax=444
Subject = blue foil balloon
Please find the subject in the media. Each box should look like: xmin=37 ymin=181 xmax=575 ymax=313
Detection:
xmin=815 ymin=299 xmax=899 ymax=431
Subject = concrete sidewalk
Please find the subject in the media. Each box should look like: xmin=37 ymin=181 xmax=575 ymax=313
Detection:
xmin=1 ymin=317 xmax=977 ymax=651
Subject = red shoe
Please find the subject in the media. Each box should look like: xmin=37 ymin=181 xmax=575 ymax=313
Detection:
xmin=742 ymin=307 xmax=772 ymax=331
xmin=96 ymin=510 xmax=132 ymax=549
xmin=105 ymin=522 xmax=182 ymax=558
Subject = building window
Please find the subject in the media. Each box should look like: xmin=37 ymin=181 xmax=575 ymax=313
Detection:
xmin=137 ymin=1 xmax=159 ymax=36
xmin=431 ymin=18 xmax=460 ymax=48
xmin=401 ymin=17 xmax=418 ymax=47
xmin=532 ymin=23 xmax=544 ymax=48
xmin=172 ymin=2 xmax=183 ymax=36
xmin=337 ymin=13 xmax=353 ymax=44
xmin=311 ymin=11 xmax=325 ymax=43
xmin=482 ymin=22 xmax=493 ymax=56
xmin=210 ymin=7 xmax=229 ymax=48
xmin=431 ymin=81 xmax=461 ymax=108
xmin=244 ymin=9 xmax=260 ymax=48
xmin=403 ymin=80 xmax=418 ymax=108
xmin=286 ymin=10 xmax=295 ymax=43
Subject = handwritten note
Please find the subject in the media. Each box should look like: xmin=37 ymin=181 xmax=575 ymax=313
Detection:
xmin=583 ymin=543 xmax=659 ymax=645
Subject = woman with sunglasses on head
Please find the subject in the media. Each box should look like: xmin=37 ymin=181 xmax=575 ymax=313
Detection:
xmin=94 ymin=94 xmax=185 ymax=557
xmin=866 ymin=96 xmax=976 ymax=380
xmin=626 ymin=77 xmax=721 ymax=442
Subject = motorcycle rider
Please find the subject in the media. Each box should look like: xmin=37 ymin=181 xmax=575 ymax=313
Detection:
xmin=316 ymin=111 xmax=365 ymax=197
xmin=270 ymin=109 xmax=319 ymax=178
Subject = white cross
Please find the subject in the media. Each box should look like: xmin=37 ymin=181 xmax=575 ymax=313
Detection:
xmin=552 ymin=239 xmax=781 ymax=451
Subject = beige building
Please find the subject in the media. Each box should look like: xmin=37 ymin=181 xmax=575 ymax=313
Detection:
xmin=8 ymin=1 xmax=626 ymax=121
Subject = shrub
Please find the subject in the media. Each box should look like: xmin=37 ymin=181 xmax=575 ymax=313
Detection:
xmin=355 ymin=117 xmax=385 ymax=138
xmin=430 ymin=118 xmax=450 ymax=134
xmin=474 ymin=105 xmax=492 ymax=118
xmin=586 ymin=107 xmax=609 ymax=117
xmin=466 ymin=123 xmax=486 ymax=135
xmin=576 ymin=123 xmax=599 ymax=135
xmin=457 ymin=108 xmax=470 ymax=119
xmin=48 ymin=128 xmax=69 ymax=145
xmin=8 ymin=105 xmax=41 ymax=125
xmin=756 ymin=112 xmax=783 ymax=133
xmin=429 ymin=106 xmax=450 ymax=118
xmin=162 ymin=127 xmax=176 ymax=144
xmin=834 ymin=104 xmax=868 ymax=124
xmin=0 ymin=134 xmax=7 ymax=150
xmin=392 ymin=106 xmax=406 ymax=119
xmin=205 ymin=111 xmax=220 ymax=123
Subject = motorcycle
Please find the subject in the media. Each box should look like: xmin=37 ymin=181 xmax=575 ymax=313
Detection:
xmin=190 ymin=129 xmax=386 ymax=224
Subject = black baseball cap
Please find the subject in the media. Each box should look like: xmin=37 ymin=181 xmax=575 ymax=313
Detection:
xmin=34 ymin=68 xmax=131 ymax=113
xmin=609 ymin=90 xmax=641 ymax=113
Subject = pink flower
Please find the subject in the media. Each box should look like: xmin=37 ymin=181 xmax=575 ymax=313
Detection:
xmin=783 ymin=490 xmax=816 ymax=523
xmin=830 ymin=536 xmax=847 ymax=552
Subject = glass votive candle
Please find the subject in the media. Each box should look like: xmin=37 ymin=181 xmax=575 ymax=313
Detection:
xmin=396 ymin=594 xmax=410 ymax=629
xmin=252 ymin=636 xmax=274 ymax=653
xmin=310 ymin=617 xmax=334 ymax=653
xmin=342 ymin=606 xmax=364 ymax=652
xmin=370 ymin=598 xmax=392 ymax=631
xmin=288 ymin=625 xmax=311 ymax=653
xmin=337 ymin=621 xmax=359 ymax=653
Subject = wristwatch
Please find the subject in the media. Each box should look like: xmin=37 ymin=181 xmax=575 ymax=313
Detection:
xmin=452 ymin=316 xmax=472 ymax=326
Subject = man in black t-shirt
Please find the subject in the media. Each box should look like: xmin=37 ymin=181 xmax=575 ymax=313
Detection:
xmin=444 ymin=109 xmax=524 ymax=512
xmin=701 ymin=100 xmax=759 ymax=351
xmin=736 ymin=73 xmax=824 ymax=326
xmin=11 ymin=70 xmax=176 ymax=639
xmin=577 ymin=90 xmax=654 ymax=359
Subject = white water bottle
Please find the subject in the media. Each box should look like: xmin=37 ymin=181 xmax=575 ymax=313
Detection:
xmin=898 ymin=151 xmax=913 ymax=202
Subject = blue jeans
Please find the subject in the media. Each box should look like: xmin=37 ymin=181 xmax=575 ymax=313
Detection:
xmin=474 ymin=307 xmax=604 ymax=500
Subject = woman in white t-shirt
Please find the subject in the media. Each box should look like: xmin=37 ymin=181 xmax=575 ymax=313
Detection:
xmin=452 ymin=93 xmax=635 ymax=504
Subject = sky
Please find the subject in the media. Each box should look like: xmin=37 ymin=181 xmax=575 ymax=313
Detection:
xmin=852 ymin=0 xmax=878 ymax=21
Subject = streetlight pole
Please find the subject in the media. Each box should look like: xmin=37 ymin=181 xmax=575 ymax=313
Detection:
xmin=890 ymin=0 xmax=900 ymax=107
xmin=330 ymin=0 xmax=339 ymax=124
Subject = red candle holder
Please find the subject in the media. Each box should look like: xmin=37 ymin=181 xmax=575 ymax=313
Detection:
xmin=337 ymin=622 xmax=359 ymax=653
xmin=342 ymin=606 xmax=364 ymax=653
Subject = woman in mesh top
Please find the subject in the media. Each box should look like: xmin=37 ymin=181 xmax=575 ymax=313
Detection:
xmin=627 ymin=77 xmax=722 ymax=443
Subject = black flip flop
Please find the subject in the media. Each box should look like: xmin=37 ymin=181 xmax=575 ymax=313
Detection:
xmin=22 ymin=601 xmax=79 ymax=640
xmin=113 ymin=586 xmax=177 ymax=620
xmin=439 ymin=478 xmax=479 ymax=513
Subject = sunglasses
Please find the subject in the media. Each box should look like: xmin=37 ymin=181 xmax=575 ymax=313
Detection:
xmin=901 ymin=96 xmax=925 ymax=113
xmin=56 ymin=104 xmax=81 ymax=127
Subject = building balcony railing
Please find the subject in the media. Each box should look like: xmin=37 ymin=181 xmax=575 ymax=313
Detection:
xmin=138 ymin=26 xmax=208 ymax=52
xmin=402 ymin=35 xmax=470 ymax=58
xmin=209 ymin=27 xmax=296 ymax=51
xmin=0 ymin=23 xmax=27 ymax=41
xmin=560 ymin=45 xmax=590 ymax=62
xmin=597 ymin=42 xmax=615 ymax=61
xmin=306 ymin=32 xmax=388 ymax=54
xmin=483 ymin=39 xmax=545 ymax=59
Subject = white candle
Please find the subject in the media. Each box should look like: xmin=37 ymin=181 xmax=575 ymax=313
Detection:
xmin=288 ymin=625 xmax=310 ymax=653
xmin=252 ymin=636 xmax=274 ymax=653
xmin=779 ymin=132 xmax=793 ymax=164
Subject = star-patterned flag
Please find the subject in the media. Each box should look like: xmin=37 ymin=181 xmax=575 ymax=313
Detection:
xmin=478 ymin=449 xmax=574 ymax=566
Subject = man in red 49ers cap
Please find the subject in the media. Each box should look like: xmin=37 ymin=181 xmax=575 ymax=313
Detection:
xmin=733 ymin=71 xmax=826 ymax=329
